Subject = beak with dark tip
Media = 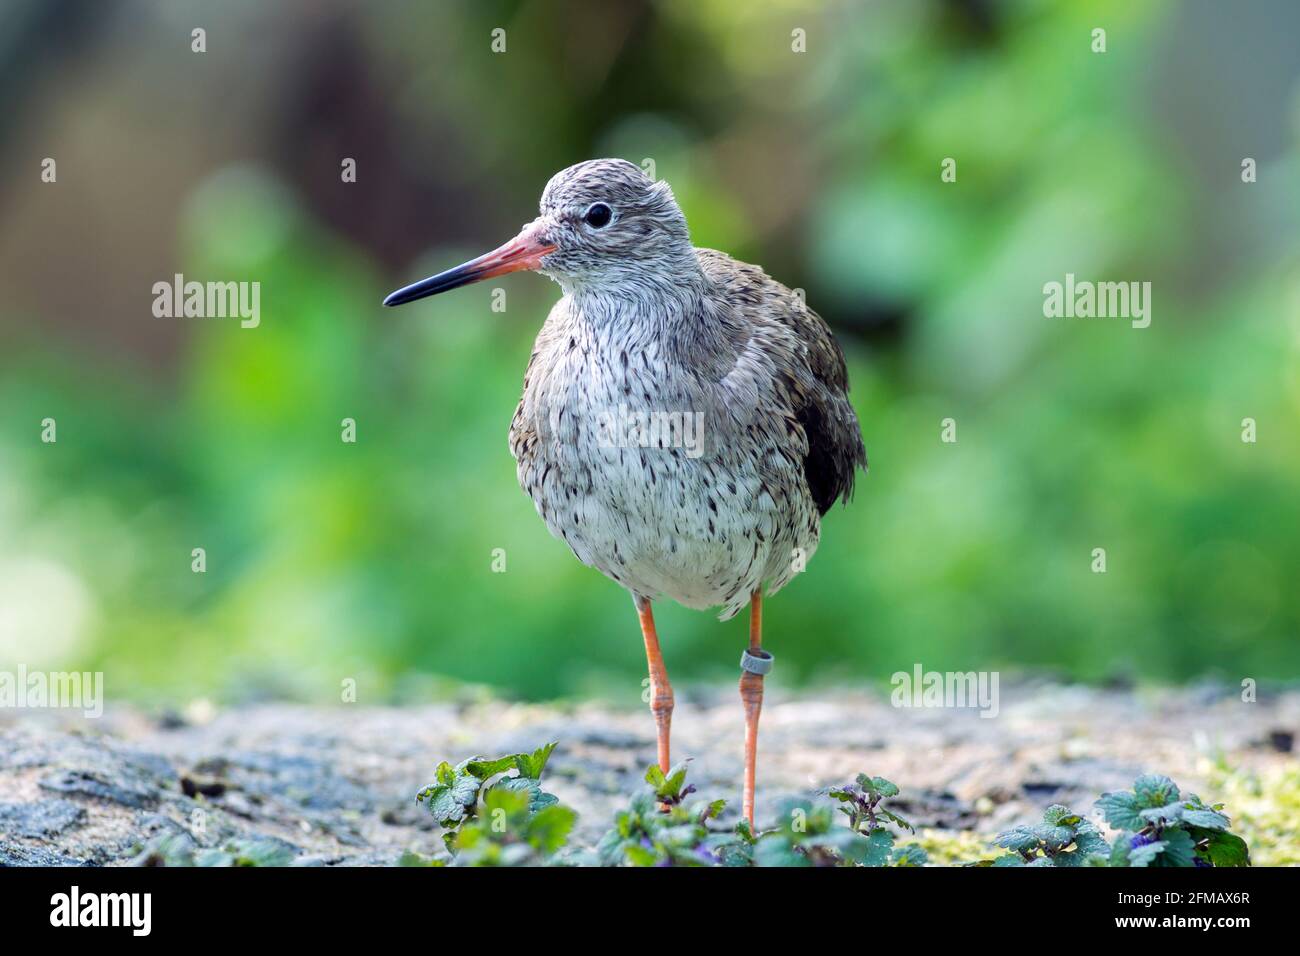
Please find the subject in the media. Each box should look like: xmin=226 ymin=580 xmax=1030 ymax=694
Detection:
xmin=383 ymin=222 xmax=556 ymax=307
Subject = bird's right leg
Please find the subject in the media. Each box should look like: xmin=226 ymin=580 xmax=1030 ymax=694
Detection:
xmin=635 ymin=595 xmax=674 ymax=774
xmin=739 ymin=588 xmax=772 ymax=829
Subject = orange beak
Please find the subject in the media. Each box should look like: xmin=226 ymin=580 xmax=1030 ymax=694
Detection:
xmin=383 ymin=222 xmax=556 ymax=307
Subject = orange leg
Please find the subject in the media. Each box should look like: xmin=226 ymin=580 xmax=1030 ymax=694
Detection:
xmin=740 ymin=589 xmax=768 ymax=828
xmin=636 ymin=596 xmax=674 ymax=774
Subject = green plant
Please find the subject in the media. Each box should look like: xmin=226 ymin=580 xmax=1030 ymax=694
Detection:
xmin=596 ymin=762 xmax=753 ymax=866
xmin=133 ymin=833 xmax=295 ymax=867
xmin=1097 ymin=775 xmax=1250 ymax=867
xmin=415 ymin=741 xmax=567 ymax=858
xmin=983 ymin=804 xmax=1108 ymax=866
xmin=754 ymin=774 xmax=928 ymax=867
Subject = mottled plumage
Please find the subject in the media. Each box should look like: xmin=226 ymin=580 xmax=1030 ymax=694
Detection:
xmin=506 ymin=160 xmax=865 ymax=619
xmin=384 ymin=158 xmax=867 ymax=824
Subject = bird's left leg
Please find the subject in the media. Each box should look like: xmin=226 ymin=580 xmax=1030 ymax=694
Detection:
xmin=740 ymin=588 xmax=773 ymax=828
xmin=635 ymin=595 xmax=674 ymax=775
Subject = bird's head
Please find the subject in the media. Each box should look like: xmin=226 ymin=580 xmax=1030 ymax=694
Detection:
xmin=383 ymin=158 xmax=694 ymax=307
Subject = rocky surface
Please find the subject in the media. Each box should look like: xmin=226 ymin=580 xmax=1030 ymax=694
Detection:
xmin=1 ymin=682 xmax=1296 ymax=865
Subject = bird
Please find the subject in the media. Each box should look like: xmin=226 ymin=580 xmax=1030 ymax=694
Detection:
xmin=384 ymin=159 xmax=866 ymax=827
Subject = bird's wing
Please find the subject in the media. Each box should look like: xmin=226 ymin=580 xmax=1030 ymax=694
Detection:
xmin=697 ymin=248 xmax=867 ymax=515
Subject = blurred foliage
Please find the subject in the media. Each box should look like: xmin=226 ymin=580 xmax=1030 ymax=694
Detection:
xmin=0 ymin=0 xmax=1297 ymax=704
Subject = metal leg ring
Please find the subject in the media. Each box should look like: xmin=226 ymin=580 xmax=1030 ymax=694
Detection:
xmin=740 ymin=648 xmax=774 ymax=675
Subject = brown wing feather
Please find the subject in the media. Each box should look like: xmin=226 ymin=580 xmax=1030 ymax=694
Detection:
xmin=697 ymin=248 xmax=867 ymax=515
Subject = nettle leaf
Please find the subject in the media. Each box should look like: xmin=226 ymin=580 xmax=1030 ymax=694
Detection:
xmin=1066 ymin=826 xmax=1110 ymax=863
xmin=662 ymin=763 xmax=690 ymax=799
xmin=1181 ymin=807 xmax=1230 ymax=831
xmin=836 ymin=827 xmax=894 ymax=867
xmin=514 ymin=742 xmax=558 ymax=779
xmin=1200 ymin=831 xmax=1250 ymax=868
xmin=993 ymin=825 xmax=1041 ymax=854
xmin=714 ymin=842 xmax=755 ymax=867
xmin=1139 ymin=802 xmax=1185 ymax=825
xmin=889 ymin=844 xmax=928 ymax=867
xmin=527 ymin=805 xmax=577 ymax=854
xmin=480 ymin=784 xmax=531 ymax=820
xmin=1043 ymin=805 xmax=1082 ymax=827
xmin=1108 ymin=835 xmax=1131 ymax=867
xmin=861 ymin=775 xmax=900 ymax=798
xmin=1132 ymin=775 xmax=1180 ymax=809
xmin=490 ymin=774 xmax=557 ymax=813
xmin=463 ymin=755 xmax=517 ymax=779
xmin=1034 ymin=823 xmax=1075 ymax=850
xmin=824 ymin=786 xmax=859 ymax=803
xmin=1126 ymin=839 xmax=1167 ymax=867
xmin=1155 ymin=827 xmax=1197 ymax=868
xmin=1096 ymin=790 xmax=1143 ymax=831
xmin=878 ymin=808 xmax=915 ymax=832
xmin=423 ymin=785 xmax=470 ymax=832
xmin=991 ymin=854 xmax=1025 ymax=867
xmin=624 ymin=843 xmax=658 ymax=867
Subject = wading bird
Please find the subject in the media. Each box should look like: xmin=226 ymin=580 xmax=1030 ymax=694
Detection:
xmin=385 ymin=159 xmax=866 ymax=826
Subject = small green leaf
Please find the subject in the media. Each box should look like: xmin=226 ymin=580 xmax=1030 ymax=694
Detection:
xmin=624 ymin=843 xmax=658 ymax=867
xmin=889 ymin=844 xmax=928 ymax=867
xmin=463 ymin=755 xmax=517 ymax=779
xmin=1139 ymin=801 xmax=1185 ymax=825
xmin=527 ymin=805 xmax=577 ymax=854
xmin=1096 ymin=790 xmax=1143 ymax=830
xmin=1182 ymin=807 xmax=1230 ymax=831
xmin=878 ymin=808 xmax=915 ymax=832
xmin=836 ymin=827 xmax=894 ymax=866
xmin=1043 ymin=805 xmax=1082 ymax=827
xmin=1155 ymin=827 xmax=1197 ymax=868
xmin=865 ymin=776 xmax=900 ymax=798
xmin=1132 ymin=774 xmax=1180 ymax=808
xmin=993 ymin=825 xmax=1041 ymax=854
xmin=1127 ymin=839 xmax=1166 ymax=867
xmin=662 ymin=762 xmax=690 ymax=799
xmin=426 ymin=785 xmax=466 ymax=825
xmin=513 ymin=741 xmax=558 ymax=779
xmin=1200 ymin=831 xmax=1251 ymax=867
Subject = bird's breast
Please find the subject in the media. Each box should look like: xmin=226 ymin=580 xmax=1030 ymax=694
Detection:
xmin=509 ymin=322 xmax=820 ymax=615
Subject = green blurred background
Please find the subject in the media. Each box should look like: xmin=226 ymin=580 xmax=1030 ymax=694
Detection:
xmin=1 ymin=0 xmax=1297 ymax=705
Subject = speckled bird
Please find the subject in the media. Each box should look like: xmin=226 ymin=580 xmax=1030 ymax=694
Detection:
xmin=384 ymin=159 xmax=866 ymax=826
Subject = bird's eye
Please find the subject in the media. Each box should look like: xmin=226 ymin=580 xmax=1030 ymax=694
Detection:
xmin=583 ymin=203 xmax=613 ymax=228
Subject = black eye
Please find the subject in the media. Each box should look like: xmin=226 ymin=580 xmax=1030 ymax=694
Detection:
xmin=584 ymin=203 xmax=613 ymax=228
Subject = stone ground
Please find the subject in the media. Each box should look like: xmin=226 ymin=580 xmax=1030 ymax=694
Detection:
xmin=1 ymin=681 xmax=1296 ymax=865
